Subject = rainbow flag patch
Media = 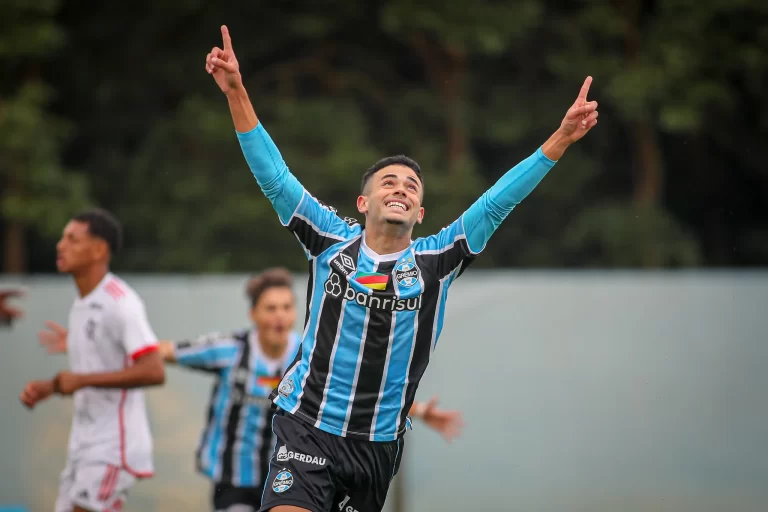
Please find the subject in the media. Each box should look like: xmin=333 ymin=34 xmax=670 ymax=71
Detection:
xmin=257 ymin=376 xmax=282 ymax=389
xmin=355 ymin=272 xmax=389 ymax=290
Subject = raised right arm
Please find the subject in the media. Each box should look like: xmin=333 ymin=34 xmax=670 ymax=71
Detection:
xmin=207 ymin=25 xmax=362 ymax=256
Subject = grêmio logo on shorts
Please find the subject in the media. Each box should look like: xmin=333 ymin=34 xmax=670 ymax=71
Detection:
xmin=325 ymin=273 xmax=422 ymax=311
xmin=276 ymin=445 xmax=327 ymax=466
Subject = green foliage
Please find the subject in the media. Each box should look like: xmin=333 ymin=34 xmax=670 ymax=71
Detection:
xmin=0 ymin=1 xmax=88 ymax=253
xmin=2 ymin=0 xmax=766 ymax=271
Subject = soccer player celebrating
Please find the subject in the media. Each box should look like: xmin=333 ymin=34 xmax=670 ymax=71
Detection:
xmin=39 ymin=267 xmax=463 ymax=512
xmin=19 ymin=209 xmax=164 ymax=512
xmin=205 ymin=25 xmax=598 ymax=512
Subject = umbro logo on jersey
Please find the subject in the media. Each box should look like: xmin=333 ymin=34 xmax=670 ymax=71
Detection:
xmin=276 ymin=445 xmax=327 ymax=466
xmin=330 ymin=253 xmax=356 ymax=276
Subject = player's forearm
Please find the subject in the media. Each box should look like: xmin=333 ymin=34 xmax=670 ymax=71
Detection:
xmin=225 ymin=86 xmax=258 ymax=133
xmin=75 ymin=354 xmax=165 ymax=390
xmin=541 ymin=129 xmax=573 ymax=162
xmin=236 ymin=122 xmax=305 ymax=224
xmin=461 ymin=144 xmax=557 ymax=253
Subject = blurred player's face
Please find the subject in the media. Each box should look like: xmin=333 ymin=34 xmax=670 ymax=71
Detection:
xmin=250 ymin=286 xmax=296 ymax=351
xmin=56 ymin=220 xmax=107 ymax=274
xmin=357 ymin=165 xmax=424 ymax=232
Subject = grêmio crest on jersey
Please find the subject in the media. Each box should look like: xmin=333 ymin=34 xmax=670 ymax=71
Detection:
xmin=324 ymin=249 xmax=423 ymax=312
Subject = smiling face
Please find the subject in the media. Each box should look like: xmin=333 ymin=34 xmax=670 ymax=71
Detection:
xmin=357 ymin=165 xmax=425 ymax=232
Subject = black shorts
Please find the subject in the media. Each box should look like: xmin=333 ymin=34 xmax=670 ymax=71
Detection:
xmin=213 ymin=482 xmax=264 ymax=511
xmin=258 ymin=409 xmax=404 ymax=512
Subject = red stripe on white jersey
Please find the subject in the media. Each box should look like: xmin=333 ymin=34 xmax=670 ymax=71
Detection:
xmin=118 ymin=388 xmax=153 ymax=479
xmin=105 ymin=279 xmax=126 ymax=300
xmin=130 ymin=344 xmax=158 ymax=361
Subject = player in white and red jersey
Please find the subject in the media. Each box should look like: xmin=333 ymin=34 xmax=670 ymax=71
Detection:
xmin=20 ymin=208 xmax=165 ymax=512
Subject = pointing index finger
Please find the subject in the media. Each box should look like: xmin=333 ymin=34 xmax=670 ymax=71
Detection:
xmin=221 ymin=25 xmax=232 ymax=51
xmin=577 ymin=76 xmax=593 ymax=101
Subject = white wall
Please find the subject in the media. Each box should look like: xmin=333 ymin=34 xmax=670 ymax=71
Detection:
xmin=1 ymin=271 xmax=766 ymax=511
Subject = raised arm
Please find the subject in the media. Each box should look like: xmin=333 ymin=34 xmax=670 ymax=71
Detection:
xmin=461 ymin=76 xmax=599 ymax=254
xmin=205 ymin=25 xmax=362 ymax=257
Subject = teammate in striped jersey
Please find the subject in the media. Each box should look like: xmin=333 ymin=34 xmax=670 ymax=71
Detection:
xmin=206 ymin=25 xmax=598 ymax=512
xmin=20 ymin=209 xmax=165 ymax=512
xmin=40 ymin=268 xmax=463 ymax=512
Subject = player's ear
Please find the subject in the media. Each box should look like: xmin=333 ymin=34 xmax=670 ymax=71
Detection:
xmin=356 ymin=195 xmax=369 ymax=215
xmin=92 ymin=238 xmax=110 ymax=262
xmin=416 ymin=207 xmax=425 ymax=225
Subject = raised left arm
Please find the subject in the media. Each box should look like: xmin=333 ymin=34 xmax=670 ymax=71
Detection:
xmin=462 ymin=76 xmax=598 ymax=254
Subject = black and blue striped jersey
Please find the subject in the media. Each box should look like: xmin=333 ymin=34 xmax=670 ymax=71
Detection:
xmin=237 ymin=123 xmax=556 ymax=441
xmin=174 ymin=328 xmax=301 ymax=486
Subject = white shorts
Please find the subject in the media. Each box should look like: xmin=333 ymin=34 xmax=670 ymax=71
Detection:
xmin=55 ymin=462 xmax=136 ymax=512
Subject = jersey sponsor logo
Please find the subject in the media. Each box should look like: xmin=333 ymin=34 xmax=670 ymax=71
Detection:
xmin=272 ymin=469 xmax=294 ymax=493
xmin=276 ymin=445 xmax=327 ymax=466
xmin=343 ymin=216 xmax=359 ymax=227
xmin=325 ymin=273 xmax=422 ymax=311
xmin=278 ymin=377 xmax=295 ymax=397
xmin=330 ymin=252 xmax=356 ymax=277
xmin=338 ymin=495 xmax=359 ymax=512
xmin=88 ymin=302 xmax=103 ymax=310
xmin=394 ymin=259 xmax=420 ymax=288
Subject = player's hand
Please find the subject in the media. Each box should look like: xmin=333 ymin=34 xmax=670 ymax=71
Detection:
xmin=19 ymin=379 xmax=55 ymax=409
xmin=53 ymin=371 xmax=82 ymax=395
xmin=205 ymin=25 xmax=242 ymax=95
xmin=420 ymin=397 xmax=465 ymax=443
xmin=0 ymin=288 xmax=24 ymax=324
xmin=558 ymin=76 xmax=599 ymax=143
xmin=38 ymin=320 xmax=68 ymax=354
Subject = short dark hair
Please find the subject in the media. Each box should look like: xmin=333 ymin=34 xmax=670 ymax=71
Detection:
xmin=72 ymin=208 xmax=123 ymax=256
xmin=360 ymin=155 xmax=423 ymax=194
xmin=246 ymin=267 xmax=294 ymax=308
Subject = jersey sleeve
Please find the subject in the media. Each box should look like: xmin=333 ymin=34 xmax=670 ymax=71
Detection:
xmin=419 ymin=147 xmax=556 ymax=282
xmin=173 ymin=332 xmax=239 ymax=372
xmin=237 ymin=123 xmax=362 ymax=259
xmin=116 ymin=297 xmax=158 ymax=361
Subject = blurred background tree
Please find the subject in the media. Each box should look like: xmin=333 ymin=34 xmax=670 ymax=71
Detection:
xmin=1 ymin=0 xmax=765 ymax=272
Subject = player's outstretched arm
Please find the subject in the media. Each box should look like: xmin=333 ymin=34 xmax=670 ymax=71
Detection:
xmin=410 ymin=397 xmax=465 ymax=443
xmin=206 ymin=25 xmax=303 ymax=225
xmin=459 ymin=76 xmax=599 ymax=254
xmin=51 ymin=351 xmax=165 ymax=395
xmin=157 ymin=333 xmax=240 ymax=372
xmin=206 ymin=25 xmax=358 ymax=258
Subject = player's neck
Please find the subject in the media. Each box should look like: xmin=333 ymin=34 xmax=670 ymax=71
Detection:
xmin=364 ymin=224 xmax=412 ymax=256
xmin=259 ymin=337 xmax=287 ymax=360
xmin=72 ymin=264 xmax=110 ymax=298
